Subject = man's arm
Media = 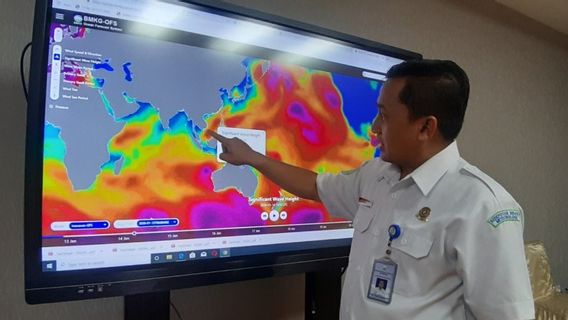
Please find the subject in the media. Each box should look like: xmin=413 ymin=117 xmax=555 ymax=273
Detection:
xmin=452 ymin=203 xmax=535 ymax=320
xmin=207 ymin=130 xmax=320 ymax=202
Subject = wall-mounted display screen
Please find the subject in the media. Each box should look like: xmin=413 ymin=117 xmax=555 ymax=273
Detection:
xmin=25 ymin=0 xmax=420 ymax=303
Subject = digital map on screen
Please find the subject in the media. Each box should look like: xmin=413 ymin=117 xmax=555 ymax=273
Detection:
xmin=43 ymin=24 xmax=381 ymax=237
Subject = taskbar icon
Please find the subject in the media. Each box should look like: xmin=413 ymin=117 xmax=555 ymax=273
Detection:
xmin=151 ymin=248 xmax=230 ymax=264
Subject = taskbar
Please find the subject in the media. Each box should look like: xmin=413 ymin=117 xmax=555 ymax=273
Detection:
xmin=41 ymin=229 xmax=353 ymax=272
xmin=42 ymin=221 xmax=353 ymax=247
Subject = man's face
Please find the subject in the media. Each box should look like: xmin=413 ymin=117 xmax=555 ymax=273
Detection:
xmin=371 ymin=78 xmax=422 ymax=165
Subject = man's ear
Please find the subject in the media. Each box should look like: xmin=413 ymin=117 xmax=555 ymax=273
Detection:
xmin=417 ymin=116 xmax=438 ymax=141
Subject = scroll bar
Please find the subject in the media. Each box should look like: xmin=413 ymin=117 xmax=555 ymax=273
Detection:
xmin=50 ymin=45 xmax=62 ymax=100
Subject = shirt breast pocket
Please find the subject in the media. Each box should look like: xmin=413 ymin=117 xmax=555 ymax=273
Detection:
xmin=390 ymin=227 xmax=434 ymax=297
xmin=353 ymin=205 xmax=375 ymax=234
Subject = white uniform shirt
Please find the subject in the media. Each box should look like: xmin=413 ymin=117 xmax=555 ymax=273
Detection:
xmin=317 ymin=142 xmax=535 ymax=320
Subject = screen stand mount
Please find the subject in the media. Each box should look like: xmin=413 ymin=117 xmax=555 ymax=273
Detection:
xmin=124 ymin=291 xmax=170 ymax=320
xmin=122 ymin=267 xmax=343 ymax=319
xmin=305 ymin=268 xmax=343 ymax=320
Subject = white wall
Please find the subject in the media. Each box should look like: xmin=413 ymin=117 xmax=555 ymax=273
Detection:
xmin=1 ymin=0 xmax=566 ymax=319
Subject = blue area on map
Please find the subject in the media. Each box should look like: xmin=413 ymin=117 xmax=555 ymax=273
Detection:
xmin=93 ymin=59 xmax=114 ymax=72
xmin=45 ymin=122 xmax=60 ymax=140
xmin=169 ymin=111 xmax=191 ymax=134
xmin=123 ymin=62 xmax=133 ymax=82
xmin=93 ymin=78 xmax=105 ymax=88
xmin=331 ymin=73 xmax=381 ymax=136
xmin=167 ymin=111 xmax=215 ymax=155
xmin=101 ymin=153 xmax=122 ymax=173
xmin=102 ymin=97 xmax=115 ymax=119
xmin=119 ymin=101 xmax=153 ymax=122
xmin=218 ymin=57 xmax=254 ymax=113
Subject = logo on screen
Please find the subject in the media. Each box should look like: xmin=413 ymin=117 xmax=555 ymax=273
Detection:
xmin=83 ymin=15 xmax=118 ymax=27
xmin=73 ymin=15 xmax=83 ymax=24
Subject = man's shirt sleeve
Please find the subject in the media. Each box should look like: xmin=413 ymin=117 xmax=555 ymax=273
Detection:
xmin=316 ymin=165 xmax=366 ymax=220
xmin=452 ymin=197 xmax=535 ymax=320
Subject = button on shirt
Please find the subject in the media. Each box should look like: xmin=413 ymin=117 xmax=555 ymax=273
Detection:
xmin=316 ymin=142 xmax=535 ymax=320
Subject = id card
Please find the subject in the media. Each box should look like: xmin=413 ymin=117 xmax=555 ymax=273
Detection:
xmin=367 ymin=257 xmax=398 ymax=304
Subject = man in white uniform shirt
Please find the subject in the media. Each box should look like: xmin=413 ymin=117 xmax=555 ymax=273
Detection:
xmin=209 ymin=59 xmax=535 ymax=319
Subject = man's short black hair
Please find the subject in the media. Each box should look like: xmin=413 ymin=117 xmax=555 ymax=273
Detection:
xmin=386 ymin=59 xmax=470 ymax=142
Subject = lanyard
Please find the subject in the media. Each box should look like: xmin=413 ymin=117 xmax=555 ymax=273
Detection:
xmin=385 ymin=224 xmax=401 ymax=256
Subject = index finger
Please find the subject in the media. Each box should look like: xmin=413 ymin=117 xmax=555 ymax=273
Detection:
xmin=206 ymin=129 xmax=229 ymax=143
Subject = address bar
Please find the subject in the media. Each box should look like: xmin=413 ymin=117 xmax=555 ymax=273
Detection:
xmin=91 ymin=0 xmax=142 ymax=12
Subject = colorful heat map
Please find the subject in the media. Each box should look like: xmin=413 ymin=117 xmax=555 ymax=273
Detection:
xmin=43 ymin=25 xmax=381 ymax=236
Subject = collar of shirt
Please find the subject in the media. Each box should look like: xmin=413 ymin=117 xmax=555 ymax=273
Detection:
xmin=380 ymin=141 xmax=461 ymax=196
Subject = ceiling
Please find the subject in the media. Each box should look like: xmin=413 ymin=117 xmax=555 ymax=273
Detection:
xmin=495 ymin=0 xmax=568 ymax=36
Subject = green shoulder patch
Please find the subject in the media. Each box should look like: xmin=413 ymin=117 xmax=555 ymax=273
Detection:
xmin=487 ymin=209 xmax=521 ymax=228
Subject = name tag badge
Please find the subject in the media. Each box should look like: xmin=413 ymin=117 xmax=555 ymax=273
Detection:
xmin=368 ymin=257 xmax=397 ymax=304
